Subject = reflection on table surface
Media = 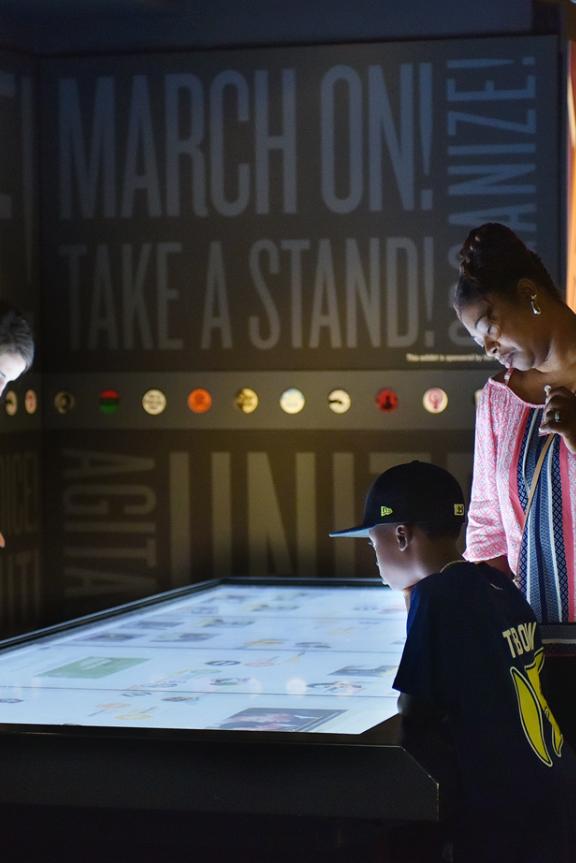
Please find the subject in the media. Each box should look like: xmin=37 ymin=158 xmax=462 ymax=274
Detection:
xmin=0 ymin=583 xmax=407 ymax=735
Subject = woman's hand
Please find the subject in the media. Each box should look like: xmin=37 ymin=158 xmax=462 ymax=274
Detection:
xmin=539 ymin=386 xmax=576 ymax=453
xmin=0 ymin=532 xmax=5 ymax=548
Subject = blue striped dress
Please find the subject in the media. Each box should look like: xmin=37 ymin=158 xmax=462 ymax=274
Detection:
xmin=516 ymin=408 xmax=570 ymax=623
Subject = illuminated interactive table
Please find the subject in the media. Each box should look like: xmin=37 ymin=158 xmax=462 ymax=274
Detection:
xmin=0 ymin=579 xmax=448 ymax=861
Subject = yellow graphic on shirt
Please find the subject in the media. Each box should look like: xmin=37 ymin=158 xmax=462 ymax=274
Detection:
xmin=510 ymin=647 xmax=563 ymax=767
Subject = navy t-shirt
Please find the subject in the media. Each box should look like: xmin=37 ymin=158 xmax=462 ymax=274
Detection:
xmin=393 ymin=562 xmax=575 ymax=825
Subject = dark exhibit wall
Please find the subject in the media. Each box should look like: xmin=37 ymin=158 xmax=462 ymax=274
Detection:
xmin=0 ymin=33 xmax=563 ymax=626
xmin=36 ymin=34 xmax=561 ymax=620
xmin=43 ymin=427 xmax=478 ymax=616
xmin=566 ymin=40 xmax=576 ymax=309
xmin=0 ymin=434 xmax=41 ymax=629
xmin=0 ymin=50 xmax=43 ymax=637
xmin=42 ymin=36 xmax=559 ymax=371
xmin=0 ymin=51 xmax=36 ymax=316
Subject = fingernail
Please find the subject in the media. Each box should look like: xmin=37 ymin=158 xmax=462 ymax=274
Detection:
xmin=544 ymin=384 xmax=552 ymax=397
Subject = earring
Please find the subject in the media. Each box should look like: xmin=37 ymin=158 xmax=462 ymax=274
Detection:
xmin=530 ymin=293 xmax=542 ymax=316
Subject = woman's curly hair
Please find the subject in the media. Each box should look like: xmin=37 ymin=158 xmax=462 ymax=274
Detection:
xmin=453 ymin=223 xmax=561 ymax=311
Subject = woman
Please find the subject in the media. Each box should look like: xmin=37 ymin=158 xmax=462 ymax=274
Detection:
xmin=454 ymin=223 xmax=576 ymax=624
xmin=0 ymin=300 xmax=34 ymax=548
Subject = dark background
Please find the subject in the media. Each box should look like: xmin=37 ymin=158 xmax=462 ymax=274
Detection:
xmin=0 ymin=0 xmax=571 ymax=635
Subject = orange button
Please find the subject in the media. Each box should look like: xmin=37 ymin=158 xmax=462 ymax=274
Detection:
xmin=188 ymin=388 xmax=213 ymax=414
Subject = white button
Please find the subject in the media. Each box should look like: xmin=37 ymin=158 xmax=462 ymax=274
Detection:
xmin=422 ymin=388 xmax=448 ymax=414
xmin=280 ymin=388 xmax=305 ymax=414
xmin=328 ymin=389 xmax=351 ymax=414
xmin=142 ymin=389 xmax=167 ymax=415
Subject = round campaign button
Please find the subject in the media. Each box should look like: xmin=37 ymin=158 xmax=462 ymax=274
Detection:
xmin=328 ymin=389 xmax=351 ymax=414
xmin=99 ymin=389 xmax=120 ymax=415
xmin=4 ymin=390 xmax=17 ymax=416
xmin=375 ymin=388 xmax=399 ymax=413
xmin=279 ymin=388 xmax=305 ymax=415
xmin=24 ymin=389 xmax=37 ymax=415
xmin=54 ymin=391 xmax=75 ymax=414
xmin=234 ymin=387 xmax=259 ymax=414
xmin=423 ymin=387 xmax=448 ymax=414
xmin=142 ymin=389 xmax=167 ymax=415
xmin=187 ymin=388 xmax=212 ymax=414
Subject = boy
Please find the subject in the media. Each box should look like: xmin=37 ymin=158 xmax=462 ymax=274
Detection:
xmin=330 ymin=461 xmax=575 ymax=863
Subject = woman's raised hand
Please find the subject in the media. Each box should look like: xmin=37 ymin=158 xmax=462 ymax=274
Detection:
xmin=540 ymin=385 xmax=576 ymax=453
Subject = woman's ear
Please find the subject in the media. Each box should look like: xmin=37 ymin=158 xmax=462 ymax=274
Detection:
xmin=517 ymin=277 xmax=544 ymax=316
xmin=516 ymin=277 xmax=538 ymax=304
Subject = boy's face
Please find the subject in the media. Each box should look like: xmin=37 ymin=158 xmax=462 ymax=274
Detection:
xmin=368 ymin=524 xmax=415 ymax=592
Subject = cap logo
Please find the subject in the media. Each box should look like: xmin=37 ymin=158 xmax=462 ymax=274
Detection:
xmin=454 ymin=504 xmax=464 ymax=516
xmin=380 ymin=505 xmax=394 ymax=517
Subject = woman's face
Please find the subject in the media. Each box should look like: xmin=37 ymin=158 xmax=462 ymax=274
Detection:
xmin=457 ymin=290 xmax=547 ymax=371
xmin=0 ymin=351 xmax=27 ymax=397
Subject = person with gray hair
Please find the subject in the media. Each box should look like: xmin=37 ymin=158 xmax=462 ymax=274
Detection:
xmin=0 ymin=300 xmax=34 ymax=548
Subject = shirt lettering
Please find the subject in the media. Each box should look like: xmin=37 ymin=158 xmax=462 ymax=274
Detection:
xmin=502 ymin=622 xmax=537 ymax=658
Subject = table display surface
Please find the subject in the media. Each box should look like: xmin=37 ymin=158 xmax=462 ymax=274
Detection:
xmin=0 ymin=579 xmax=445 ymax=824
xmin=0 ymin=579 xmax=407 ymax=735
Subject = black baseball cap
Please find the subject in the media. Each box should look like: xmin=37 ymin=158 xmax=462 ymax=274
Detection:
xmin=329 ymin=461 xmax=465 ymax=538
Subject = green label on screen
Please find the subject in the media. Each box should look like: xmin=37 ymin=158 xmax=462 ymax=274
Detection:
xmin=39 ymin=657 xmax=147 ymax=679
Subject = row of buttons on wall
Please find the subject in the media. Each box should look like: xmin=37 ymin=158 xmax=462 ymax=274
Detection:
xmin=2 ymin=386 xmax=483 ymax=417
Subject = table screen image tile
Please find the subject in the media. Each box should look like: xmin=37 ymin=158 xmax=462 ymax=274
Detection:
xmin=0 ymin=583 xmax=407 ymax=735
